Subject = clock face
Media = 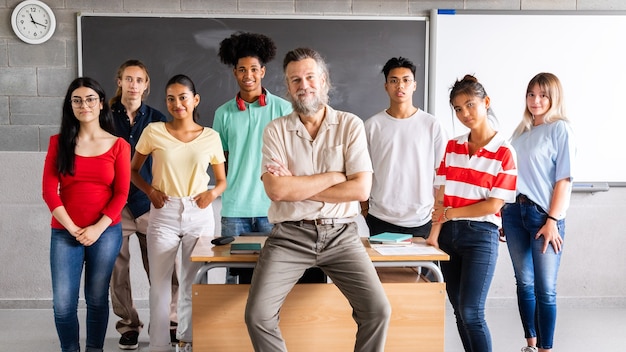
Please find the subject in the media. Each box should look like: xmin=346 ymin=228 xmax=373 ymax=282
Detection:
xmin=11 ymin=1 xmax=56 ymax=44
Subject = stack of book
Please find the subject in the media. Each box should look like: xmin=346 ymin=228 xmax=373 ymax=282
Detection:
xmin=368 ymin=232 xmax=413 ymax=246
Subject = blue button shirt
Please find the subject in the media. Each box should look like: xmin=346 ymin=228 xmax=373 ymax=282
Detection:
xmin=112 ymin=100 xmax=167 ymax=218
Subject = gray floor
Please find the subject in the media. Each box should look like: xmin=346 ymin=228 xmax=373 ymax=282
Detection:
xmin=1 ymin=304 xmax=624 ymax=351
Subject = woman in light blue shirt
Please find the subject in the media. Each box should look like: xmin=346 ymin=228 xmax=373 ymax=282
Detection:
xmin=502 ymin=72 xmax=576 ymax=352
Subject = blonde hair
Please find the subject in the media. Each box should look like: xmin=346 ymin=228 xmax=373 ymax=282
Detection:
xmin=512 ymin=72 xmax=569 ymax=139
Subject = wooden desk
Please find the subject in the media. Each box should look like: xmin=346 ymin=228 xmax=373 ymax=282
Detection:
xmin=192 ymin=236 xmax=449 ymax=351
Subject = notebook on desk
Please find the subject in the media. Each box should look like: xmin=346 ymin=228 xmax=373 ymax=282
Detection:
xmin=369 ymin=232 xmax=413 ymax=244
xmin=230 ymin=242 xmax=262 ymax=254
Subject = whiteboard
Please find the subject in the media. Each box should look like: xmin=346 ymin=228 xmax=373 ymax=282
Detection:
xmin=429 ymin=10 xmax=626 ymax=184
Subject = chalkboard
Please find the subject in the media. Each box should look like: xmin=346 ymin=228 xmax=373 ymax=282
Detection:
xmin=78 ymin=15 xmax=428 ymax=128
xmin=430 ymin=10 xmax=626 ymax=184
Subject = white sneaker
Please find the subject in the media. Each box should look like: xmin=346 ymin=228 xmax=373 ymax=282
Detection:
xmin=521 ymin=347 xmax=538 ymax=352
xmin=176 ymin=341 xmax=192 ymax=352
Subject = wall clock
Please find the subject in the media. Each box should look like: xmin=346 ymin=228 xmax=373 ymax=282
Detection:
xmin=11 ymin=0 xmax=56 ymax=44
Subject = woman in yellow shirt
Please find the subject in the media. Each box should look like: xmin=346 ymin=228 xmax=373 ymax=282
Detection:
xmin=131 ymin=74 xmax=227 ymax=352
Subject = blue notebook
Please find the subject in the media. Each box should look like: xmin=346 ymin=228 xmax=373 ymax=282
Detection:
xmin=230 ymin=242 xmax=262 ymax=254
xmin=368 ymin=232 xmax=413 ymax=243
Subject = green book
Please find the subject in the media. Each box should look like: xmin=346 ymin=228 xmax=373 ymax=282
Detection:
xmin=368 ymin=232 xmax=413 ymax=244
xmin=230 ymin=242 xmax=262 ymax=254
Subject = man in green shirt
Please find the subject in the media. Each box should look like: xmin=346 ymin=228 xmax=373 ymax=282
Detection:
xmin=213 ymin=32 xmax=292 ymax=283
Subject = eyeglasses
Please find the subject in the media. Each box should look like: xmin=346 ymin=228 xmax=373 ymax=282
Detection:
xmin=70 ymin=97 xmax=100 ymax=108
xmin=387 ymin=78 xmax=415 ymax=85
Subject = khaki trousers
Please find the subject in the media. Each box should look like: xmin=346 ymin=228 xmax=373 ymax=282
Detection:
xmin=110 ymin=206 xmax=179 ymax=334
xmin=245 ymin=221 xmax=391 ymax=352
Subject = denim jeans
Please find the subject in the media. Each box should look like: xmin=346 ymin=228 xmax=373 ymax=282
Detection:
xmin=438 ymin=220 xmax=499 ymax=352
xmin=50 ymin=223 xmax=122 ymax=352
xmin=220 ymin=216 xmax=274 ymax=237
xmin=502 ymin=200 xmax=565 ymax=350
xmin=221 ymin=217 xmax=274 ymax=283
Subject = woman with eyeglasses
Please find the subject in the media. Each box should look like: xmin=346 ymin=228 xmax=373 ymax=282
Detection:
xmin=42 ymin=77 xmax=131 ymax=352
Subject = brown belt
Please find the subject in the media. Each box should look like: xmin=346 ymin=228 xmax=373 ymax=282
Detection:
xmin=285 ymin=218 xmax=354 ymax=226
xmin=516 ymin=194 xmax=536 ymax=205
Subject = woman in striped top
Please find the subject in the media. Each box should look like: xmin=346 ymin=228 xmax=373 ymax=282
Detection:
xmin=427 ymin=74 xmax=517 ymax=352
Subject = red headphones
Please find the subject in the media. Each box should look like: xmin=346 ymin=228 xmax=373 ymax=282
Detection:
xmin=236 ymin=88 xmax=267 ymax=111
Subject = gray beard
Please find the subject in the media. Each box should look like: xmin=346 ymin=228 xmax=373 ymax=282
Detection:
xmin=290 ymin=91 xmax=328 ymax=116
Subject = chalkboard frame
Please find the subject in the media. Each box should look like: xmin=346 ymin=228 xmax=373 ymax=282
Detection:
xmin=77 ymin=14 xmax=429 ymax=128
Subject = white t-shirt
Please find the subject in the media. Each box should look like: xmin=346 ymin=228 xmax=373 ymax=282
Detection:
xmin=364 ymin=109 xmax=447 ymax=227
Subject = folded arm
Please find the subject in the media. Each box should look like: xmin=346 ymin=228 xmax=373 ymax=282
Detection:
xmin=262 ymin=157 xmax=371 ymax=203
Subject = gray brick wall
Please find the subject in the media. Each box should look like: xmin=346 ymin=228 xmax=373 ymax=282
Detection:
xmin=1 ymin=0 xmax=624 ymax=151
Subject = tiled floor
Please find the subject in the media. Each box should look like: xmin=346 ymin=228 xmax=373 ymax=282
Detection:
xmin=1 ymin=304 xmax=624 ymax=351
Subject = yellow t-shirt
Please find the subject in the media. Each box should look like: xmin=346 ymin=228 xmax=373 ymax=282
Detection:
xmin=136 ymin=122 xmax=225 ymax=197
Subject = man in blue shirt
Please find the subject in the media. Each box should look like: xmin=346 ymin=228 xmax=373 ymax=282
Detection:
xmin=109 ymin=59 xmax=178 ymax=350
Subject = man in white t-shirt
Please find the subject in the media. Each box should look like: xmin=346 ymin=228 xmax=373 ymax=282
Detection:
xmin=361 ymin=57 xmax=448 ymax=239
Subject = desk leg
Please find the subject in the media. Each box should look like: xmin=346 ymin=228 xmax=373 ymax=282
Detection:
xmin=193 ymin=263 xmax=257 ymax=284
xmin=372 ymin=261 xmax=444 ymax=282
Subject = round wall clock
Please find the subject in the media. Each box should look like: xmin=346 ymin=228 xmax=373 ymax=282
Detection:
xmin=11 ymin=0 xmax=57 ymax=44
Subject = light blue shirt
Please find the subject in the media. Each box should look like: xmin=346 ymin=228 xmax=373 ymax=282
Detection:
xmin=511 ymin=120 xmax=576 ymax=217
xmin=213 ymin=90 xmax=292 ymax=217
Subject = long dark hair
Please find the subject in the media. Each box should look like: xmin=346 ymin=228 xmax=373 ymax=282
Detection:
xmin=166 ymin=74 xmax=200 ymax=122
xmin=58 ymin=77 xmax=114 ymax=175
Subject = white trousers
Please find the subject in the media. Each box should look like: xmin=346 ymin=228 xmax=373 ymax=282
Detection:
xmin=147 ymin=197 xmax=214 ymax=351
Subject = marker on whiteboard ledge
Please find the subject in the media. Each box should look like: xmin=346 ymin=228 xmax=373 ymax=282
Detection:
xmin=572 ymin=182 xmax=610 ymax=192
xmin=438 ymin=9 xmax=456 ymax=15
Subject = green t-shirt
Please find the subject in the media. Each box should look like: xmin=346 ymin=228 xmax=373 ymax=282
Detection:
xmin=213 ymin=90 xmax=292 ymax=217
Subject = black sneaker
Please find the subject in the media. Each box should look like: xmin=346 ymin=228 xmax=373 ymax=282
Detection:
xmin=170 ymin=327 xmax=179 ymax=345
xmin=170 ymin=321 xmax=179 ymax=345
xmin=118 ymin=330 xmax=139 ymax=350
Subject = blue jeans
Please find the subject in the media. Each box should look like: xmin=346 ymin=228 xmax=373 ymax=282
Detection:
xmin=502 ymin=200 xmax=565 ymax=350
xmin=221 ymin=217 xmax=274 ymax=283
xmin=438 ymin=220 xmax=499 ymax=352
xmin=50 ymin=224 xmax=122 ymax=352
xmin=220 ymin=217 xmax=274 ymax=237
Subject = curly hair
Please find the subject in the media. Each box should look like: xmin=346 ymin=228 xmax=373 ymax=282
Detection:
xmin=218 ymin=32 xmax=277 ymax=67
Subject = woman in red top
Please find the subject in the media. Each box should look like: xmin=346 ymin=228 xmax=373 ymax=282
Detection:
xmin=42 ymin=77 xmax=130 ymax=352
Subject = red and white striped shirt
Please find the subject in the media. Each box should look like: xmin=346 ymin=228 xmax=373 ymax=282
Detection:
xmin=435 ymin=132 xmax=517 ymax=227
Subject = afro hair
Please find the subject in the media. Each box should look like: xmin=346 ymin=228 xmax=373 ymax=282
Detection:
xmin=218 ymin=32 xmax=277 ymax=67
